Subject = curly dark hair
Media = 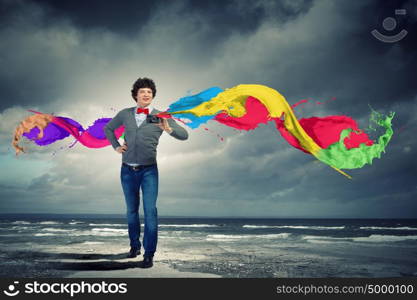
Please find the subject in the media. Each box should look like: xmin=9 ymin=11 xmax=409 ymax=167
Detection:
xmin=131 ymin=77 xmax=157 ymax=101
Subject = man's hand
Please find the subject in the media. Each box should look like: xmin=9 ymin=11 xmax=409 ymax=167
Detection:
xmin=116 ymin=142 xmax=128 ymax=153
xmin=155 ymin=118 xmax=173 ymax=134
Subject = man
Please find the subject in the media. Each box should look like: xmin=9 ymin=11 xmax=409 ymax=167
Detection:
xmin=104 ymin=77 xmax=188 ymax=268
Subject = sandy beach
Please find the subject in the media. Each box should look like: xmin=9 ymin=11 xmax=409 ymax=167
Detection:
xmin=14 ymin=239 xmax=222 ymax=278
xmin=63 ymin=240 xmax=221 ymax=278
xmin=1 ymin=216 xmax=417 ymax=278
xmin=3 ymin=232 xmax=416 ymax=279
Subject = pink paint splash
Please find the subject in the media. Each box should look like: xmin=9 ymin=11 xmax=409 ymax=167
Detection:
xmin=214 ymin=96 xmax=373 ymax=154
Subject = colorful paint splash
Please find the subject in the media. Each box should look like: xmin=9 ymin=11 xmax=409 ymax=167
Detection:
xmin=12 ymin=84 xmax=395 ymax=179
xmin=12 ymin=110 xmax=125 ymax=154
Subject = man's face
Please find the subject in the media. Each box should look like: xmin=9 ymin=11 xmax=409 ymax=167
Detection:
xmin=136 ymin=87 xmax=154 ymax=107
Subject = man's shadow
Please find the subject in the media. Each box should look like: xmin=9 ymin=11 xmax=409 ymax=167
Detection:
xmin=56 ymin=252 xmax=143 ymax=271
xmin=10 ymin=250 xmax=143 ymax=271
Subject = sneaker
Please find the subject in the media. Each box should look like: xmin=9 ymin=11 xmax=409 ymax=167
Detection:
xmin=127 ymin=247 xmax=140 ymax=258
xmin=138 ymin=256 xmax=153 ymax=268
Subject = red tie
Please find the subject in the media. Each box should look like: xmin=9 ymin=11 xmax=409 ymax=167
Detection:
xmin=136 ymin=107 xmax=149 ymax=114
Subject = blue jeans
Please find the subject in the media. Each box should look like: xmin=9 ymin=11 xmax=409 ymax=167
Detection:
xmin=120 ymin=163 xmax=158 ymax=257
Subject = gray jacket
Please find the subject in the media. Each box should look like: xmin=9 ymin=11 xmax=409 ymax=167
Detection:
xmin=104 ymin=106 xmax=188 ymax=165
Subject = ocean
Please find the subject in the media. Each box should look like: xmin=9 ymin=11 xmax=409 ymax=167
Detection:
xmin=1 ymin=214 xmax=417 ymax=277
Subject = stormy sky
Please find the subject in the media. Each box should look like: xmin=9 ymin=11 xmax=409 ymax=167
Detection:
xmin=0 ymin=0 xmax=416 ymax=218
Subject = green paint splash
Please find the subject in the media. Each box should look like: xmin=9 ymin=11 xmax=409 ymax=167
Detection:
xmin=317 ymin=109 xmax=395 ymax=169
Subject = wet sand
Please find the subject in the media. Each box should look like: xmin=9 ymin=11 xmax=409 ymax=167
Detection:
xmin=63 ymin=236 xmax=417 ymax=278
xmin=2 ymin=219 xmax=417 ymax=278
xmin=64 ymin=240 xmax=221 ymax=278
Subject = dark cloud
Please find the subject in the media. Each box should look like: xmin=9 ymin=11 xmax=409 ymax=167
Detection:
xmin=0 ymin=0 xmax=416 ymax=217
xmin=26 ymin=0 xmax=315 ymax=36
xmin=26 ymin=0 xmax=157 ymax=35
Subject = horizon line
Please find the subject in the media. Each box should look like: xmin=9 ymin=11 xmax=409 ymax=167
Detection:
xmin=0 ymin=213 xmax=415 ymax=219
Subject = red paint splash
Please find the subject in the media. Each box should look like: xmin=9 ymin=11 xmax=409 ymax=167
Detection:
xmin=214 ymin=96 xmax=373 ymax=154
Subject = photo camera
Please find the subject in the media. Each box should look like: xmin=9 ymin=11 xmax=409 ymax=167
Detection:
xmin=146 ymin=114 xmax=162 ymax=123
